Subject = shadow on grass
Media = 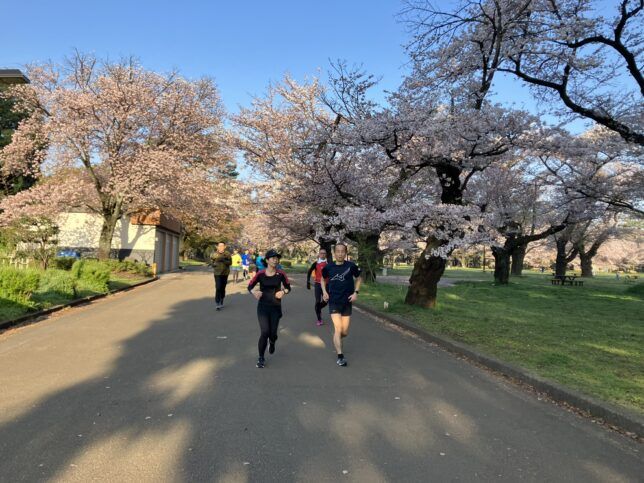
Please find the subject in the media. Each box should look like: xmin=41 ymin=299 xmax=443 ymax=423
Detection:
xmin=362 ymin=277 xmax=644 ymax=413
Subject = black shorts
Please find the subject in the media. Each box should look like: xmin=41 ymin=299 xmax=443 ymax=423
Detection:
xmin=329 ymin=302 xmax=352 ymax=316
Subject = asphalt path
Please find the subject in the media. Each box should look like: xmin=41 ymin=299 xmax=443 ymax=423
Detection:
xmin=0 ymin=267 xmax=641 ymax=482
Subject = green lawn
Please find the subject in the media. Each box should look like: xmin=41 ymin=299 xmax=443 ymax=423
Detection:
xmin=361 ymin=268 xmax=644 ymax=413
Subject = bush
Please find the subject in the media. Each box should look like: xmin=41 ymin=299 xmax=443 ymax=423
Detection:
xmin=71 ymin=259 xmax=84 ymax=279
xmin=104 ymin=259 xmax=152 ymax=277
xmin=71 ymin=259 xmax=110 ymax=293
xmin=51 ymin=257 xmax=76 ymax=271
xmin=39 ymin=269 xmax=77 ymax=299
xmin=280 ymin=260 xmax=293 ymax=268
xmin=0 ymin=267 xmax=41 ymax=304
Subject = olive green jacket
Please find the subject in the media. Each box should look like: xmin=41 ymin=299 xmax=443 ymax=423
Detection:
xmin=210 ymin=251 xmax=232 ymax=276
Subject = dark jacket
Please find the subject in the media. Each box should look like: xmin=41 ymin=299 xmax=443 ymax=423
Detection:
xmin=211 ymin=251 xmax=232 ymax=276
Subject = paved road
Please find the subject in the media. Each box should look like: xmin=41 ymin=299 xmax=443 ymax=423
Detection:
xmin=0 ymin=267 xmax=641 ymax=482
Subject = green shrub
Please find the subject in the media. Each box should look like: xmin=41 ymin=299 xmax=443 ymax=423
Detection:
xmin=104 ymin=259 xmax=151 ymax=276
xmin=71 ymin=259 xmax=84 ymax=279
xmin=280 ymin=260 xmax=293 ymax=268
xmin=39 ymin=269 xmax=77 ymax=298
xmin=0 ymin=267 xmax=41 ymax=304
xmin=80 ymin=260 xmax=110 ymax=293
xmin=71 ymin=259 xmax=110 ymax=293
xmin=51 ymin=257 xmax=76 ymax=270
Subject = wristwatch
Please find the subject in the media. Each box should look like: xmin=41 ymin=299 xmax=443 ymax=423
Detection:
xmin=354 ymin=290 xmax=360 ymax=294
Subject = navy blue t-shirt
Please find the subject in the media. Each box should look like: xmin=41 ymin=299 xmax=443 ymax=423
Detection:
xmin=321 ymin=261 xmax=361 ymax=304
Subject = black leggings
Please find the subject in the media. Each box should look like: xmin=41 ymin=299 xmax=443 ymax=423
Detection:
xmin=257 ymin=304 xmax=282 ymax=357
xmin=314 ymin=283 xmax=328 ymax=320
xmin=214 ymin=275 xmax=228 ymax=304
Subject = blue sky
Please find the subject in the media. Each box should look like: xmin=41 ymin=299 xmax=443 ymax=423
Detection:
xmin=2 ymin=0 xmax=545 ymax=113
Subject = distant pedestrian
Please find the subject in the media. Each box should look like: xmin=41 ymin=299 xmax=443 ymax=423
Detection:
xmin=256 ymin=252 xmax=266 ymax=271
xmin=248 ymin=249 xmax=291 ymax=368
xmin=248 ymin=248 xmax=258 ymax=277
xmin=306 ymin=248 xmax=329 ymax=326
xmin=231 ymin=249 xmax=242 ymax=283
xmin=241 ymin=249 xmax=251 ymax=280
xmin=321 ymin=243 xmax=362 ymax=367
xmin=210 ymin=242 xmax=232 ymax=310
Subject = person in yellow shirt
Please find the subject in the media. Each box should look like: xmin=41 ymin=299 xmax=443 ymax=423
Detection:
xmin=231 ymin=249 xmax=243 ymax=283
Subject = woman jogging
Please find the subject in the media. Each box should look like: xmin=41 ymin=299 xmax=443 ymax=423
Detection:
xmin=231 ymin=249 xmax=242 ymax=283
xmin=247 ymin=249 xmax=292 ymax=368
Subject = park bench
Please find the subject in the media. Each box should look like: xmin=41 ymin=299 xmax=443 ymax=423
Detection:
xmin=625 ymin=275 xmax=639 ymax=283
xmin=550 ymin=275 xmax=583 ymax=287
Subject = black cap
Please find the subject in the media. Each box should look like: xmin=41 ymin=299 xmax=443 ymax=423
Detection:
xmin=264 ymin=249 xmax=281 ymax=260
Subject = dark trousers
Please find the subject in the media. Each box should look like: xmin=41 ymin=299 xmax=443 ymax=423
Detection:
xmin=314 ymin=283 xmax=328 ymax=320
xmin=257 ymin=304 xmax=282 ymax=357
xmin=214 ymin=275 xmax=228 ymax=304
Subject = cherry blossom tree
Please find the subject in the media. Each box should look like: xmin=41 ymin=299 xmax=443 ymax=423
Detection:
xmin=0 ymin=53 xmax=233 ymax=259
xmin=466 ymin=160 xmax=570 ymax=283
xmin=403 ymin=0 xmax=644 ymax=145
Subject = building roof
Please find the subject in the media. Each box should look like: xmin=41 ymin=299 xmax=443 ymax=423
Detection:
xmin=0 ymin=69 xmax=30 ymax=85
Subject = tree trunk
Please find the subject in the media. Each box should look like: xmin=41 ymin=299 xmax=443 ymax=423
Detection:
xmin=97 ymin=211 xmax=121 ymax=260
xmin=318 ymin=237 xmax=334 ymax=264
xmin=510 ymin=244 xmax=527 ymax=276
xmin=348 ymin=231 xmax=382 ymax=283
xmin=405 ymin=237 xmax=447 ymax=308
xmin=493 ymin=246 xmax=511 ymax=284
xmin=554 ymin=239 xmax=568 ymax=277
xmin=579 ymin=252 xmax=594 ymax=277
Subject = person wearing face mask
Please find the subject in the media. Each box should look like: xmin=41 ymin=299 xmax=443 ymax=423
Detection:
xmin=247 ymin=249 xmax=292 ymax=368
xmin=306 ymin=248 xmax=329 ymax=326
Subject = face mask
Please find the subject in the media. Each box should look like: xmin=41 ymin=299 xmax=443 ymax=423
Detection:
xmin=318 ymin=257 xmax=327 ymax=263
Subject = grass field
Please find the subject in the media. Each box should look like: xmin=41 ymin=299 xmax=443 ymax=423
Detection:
xmin=360 ymin=267 xmax=644 ymax=413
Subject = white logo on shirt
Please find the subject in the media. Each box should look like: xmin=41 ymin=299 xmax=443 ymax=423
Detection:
xmin=330 ymin=268 xmax=352 ymax=282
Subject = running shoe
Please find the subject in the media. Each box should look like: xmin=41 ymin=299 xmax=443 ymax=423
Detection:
xmin=336 ymin=357 xmax=347 ymax=367
xmin=215 ymin=304 xmax=221 ymax=311
xmin=256 ymin=357 xmax=265 ymax=368
xmin=316 ymin=320 xmax=324 ymax=326
xmin=269 ymin=341 xmax=276 ymax=354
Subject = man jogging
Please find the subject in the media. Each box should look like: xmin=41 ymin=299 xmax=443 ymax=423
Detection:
xmin=210 ymin=242 xmax=232 ymax=310
xmin=321 ymin=243 xmax=362 ymax=367
xmin=306 ymin=248 xmax=329 ymax=326
xmin=241 ymin=249 xmax=251 ymax=280
xmin=248 ymin=249 xmax=291 ymax=368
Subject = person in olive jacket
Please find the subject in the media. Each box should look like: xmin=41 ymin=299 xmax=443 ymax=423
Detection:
xmin=210 ymin=241 xmax=232 ymax=310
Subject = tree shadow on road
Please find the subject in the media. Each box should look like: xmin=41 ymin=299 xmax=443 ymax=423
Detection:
xmin=0 ymin=283 xmax=640 ymax=482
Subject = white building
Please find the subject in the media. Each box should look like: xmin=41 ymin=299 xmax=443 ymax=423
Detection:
xmin=57 ymin=210 xmax=181 ymax=273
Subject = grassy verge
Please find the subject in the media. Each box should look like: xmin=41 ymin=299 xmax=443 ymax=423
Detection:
xmin=179 ymin=259 xmax=206 ymax=267
xmin=1 ymin=272 xmax=152 ymax=322
xmin=361 ymin=269 xmax=644 ymax=413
